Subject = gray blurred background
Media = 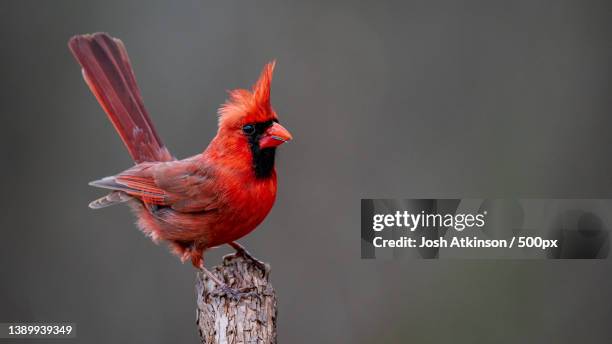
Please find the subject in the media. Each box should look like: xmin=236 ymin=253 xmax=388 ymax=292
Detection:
xmin=1 ymin=0 xmax=612 ymax=343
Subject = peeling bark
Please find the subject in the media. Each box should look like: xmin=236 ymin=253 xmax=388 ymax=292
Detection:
xmin=196 ymin=254 xmax=277 ymax=343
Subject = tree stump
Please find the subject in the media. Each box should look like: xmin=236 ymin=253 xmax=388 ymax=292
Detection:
xmin=195 ymin=253 xmax=277 ymax=343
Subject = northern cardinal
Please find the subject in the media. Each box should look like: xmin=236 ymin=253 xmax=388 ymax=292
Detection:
xmin=68 ymin=33 xmax=291 ymax=291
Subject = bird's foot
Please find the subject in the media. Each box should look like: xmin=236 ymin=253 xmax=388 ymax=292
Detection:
xmin=200 ymin=264 xmax=260 ymax=300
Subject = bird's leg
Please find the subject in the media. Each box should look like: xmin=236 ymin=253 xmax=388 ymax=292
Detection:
xmin=200 ymin=265 xmax=259 ymax=300
xmin=199 ymin=265 xmax=225 ymax=287
xmin=228 ymin=241 xmax=269 ymax=273
xmin=195 ymin=245 xmax=258 ymax=300
xmin=190 ymin=243 xmax=228 ymax=290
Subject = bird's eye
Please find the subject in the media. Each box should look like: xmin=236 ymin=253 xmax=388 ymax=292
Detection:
xmin=242 ymin=124 xmax=255 ymax=135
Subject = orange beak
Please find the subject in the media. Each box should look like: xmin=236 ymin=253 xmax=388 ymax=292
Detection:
xmin=259 ymin=122 xmax=293 ymax=149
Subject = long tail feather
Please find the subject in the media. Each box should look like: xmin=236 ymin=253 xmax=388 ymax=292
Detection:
xmin=68 ymin=32 xmax=172 ymax=163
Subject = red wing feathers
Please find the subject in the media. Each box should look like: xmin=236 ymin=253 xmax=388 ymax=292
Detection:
xmin=115 ymin=175 xmax=169 ymax=205
xmin=90 ymin=159 xmax=219 ymax=212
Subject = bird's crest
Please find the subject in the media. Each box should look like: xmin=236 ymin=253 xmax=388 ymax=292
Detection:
xmin=218 ymin=61 xmax=277 ymax=128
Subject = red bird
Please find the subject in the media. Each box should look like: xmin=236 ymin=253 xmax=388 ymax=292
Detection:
xmin=68 ymin=33 xmax=291 ymax=291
